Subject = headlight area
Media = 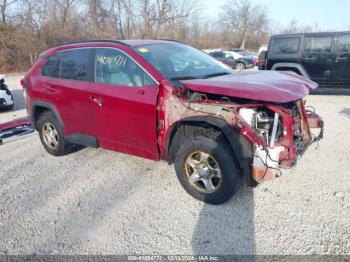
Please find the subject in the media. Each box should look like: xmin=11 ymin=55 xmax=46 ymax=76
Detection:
xmin=235 ymin=100 xmax=323 ymax=183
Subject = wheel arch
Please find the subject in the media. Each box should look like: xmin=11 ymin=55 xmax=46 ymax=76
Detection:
xmin=166 ymin=116 xmax=255 ymax=186
xmin=271 ymin=63 xmax=310 ymax=79
xmin=31 ymin=101 xmax=64 ymax=130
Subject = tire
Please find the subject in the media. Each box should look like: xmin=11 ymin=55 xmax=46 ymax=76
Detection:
xmin=36 ymin=110 xmax=73 ymax=156
xmin=236 ymin=62 xmax=245 ymax=70
xmin=4 ymin=103 xmax=14 ymax=111
xmin=174 ymin=134 xmax=240 ymax=205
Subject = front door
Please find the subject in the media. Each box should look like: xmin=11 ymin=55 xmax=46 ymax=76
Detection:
xmin=301 ymin=35 xmax=333 ymax=82
xmin=333 ymin=33 xmax=350 ymax=82
xmin=89 ymin=47 xmax=160 ymax=160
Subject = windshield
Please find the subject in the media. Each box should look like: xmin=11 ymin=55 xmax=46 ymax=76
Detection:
xmin=134 ymin=43 xmax=233 ymax=80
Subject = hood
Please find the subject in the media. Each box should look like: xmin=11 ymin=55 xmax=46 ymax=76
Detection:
xmin=181 ymin=70 xmax=318 ymax=103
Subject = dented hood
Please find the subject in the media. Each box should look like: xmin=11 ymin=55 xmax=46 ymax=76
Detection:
xmin=181 ymin=71 xmax=318 ymax=103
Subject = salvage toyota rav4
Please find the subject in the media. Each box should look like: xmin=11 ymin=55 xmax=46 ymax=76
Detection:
xmin=22 ymin=40 xmax=323 ymax=204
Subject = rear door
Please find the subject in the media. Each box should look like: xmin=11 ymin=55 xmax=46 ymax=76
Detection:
xmin=40 ymin=48 xmax=92 ymax=136
xmin=55 ymin=48 xmax=93 ymax=136
xmin=89 ymin=47 xmax=160 ymax=160
xmin=301 ymin=35 xmax=333 ymax=81
xmin=211 ymin=52 xmax=235 ymax=68
xmin=333 ymin=33 xmax=350 ymax=82
xmin=223 ymin=53 xmax=237 ymax=68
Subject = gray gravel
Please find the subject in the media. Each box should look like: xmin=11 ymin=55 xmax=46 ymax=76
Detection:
xmin=0 ymin=75 xmax=349 ymax=255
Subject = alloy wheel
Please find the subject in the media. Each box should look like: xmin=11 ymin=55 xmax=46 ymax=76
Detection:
xmin=42 ymin=122 xmax=59 ymax=150
xmin=184 ymin=151 xmax=223 ymax=193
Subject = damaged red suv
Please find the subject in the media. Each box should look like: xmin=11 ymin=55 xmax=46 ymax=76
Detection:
xmin=22 ymin=40 xmax=323 ymax=204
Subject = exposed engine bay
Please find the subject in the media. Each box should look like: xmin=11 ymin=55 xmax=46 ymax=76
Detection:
xmin=237 ymin=102 xmax=323 ymax=182
xmin=162 ymin=83 xmax=324 ymax=183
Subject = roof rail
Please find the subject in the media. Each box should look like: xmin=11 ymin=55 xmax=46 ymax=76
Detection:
xmin=157 ymin=39 xmax=186 ymax=44
xmin=60 ymin=39 xmax=130 ymax=47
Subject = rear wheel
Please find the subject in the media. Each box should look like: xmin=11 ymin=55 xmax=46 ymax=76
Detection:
xmin=36 ymin=111 xmax=73 ymax=156
xmin=174 ymin=134 xmax=240 ymax=205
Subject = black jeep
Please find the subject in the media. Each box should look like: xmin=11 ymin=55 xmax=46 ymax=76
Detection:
xmin=261 ymin=31 xmax=350 ymax=87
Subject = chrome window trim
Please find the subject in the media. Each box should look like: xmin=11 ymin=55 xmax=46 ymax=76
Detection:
xmin=41 ymin=46 xmax=159 ymax=85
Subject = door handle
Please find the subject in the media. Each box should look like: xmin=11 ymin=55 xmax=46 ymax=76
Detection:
xmin=46 ymin=87 xmax=56 ymax=93
xmin=89 ymin=95 xmax=104 ymax=106
xmin=137 ymin=89 xmax=145 ymax=95
xmin=305 ymin=56 xmax=315 ymax=61
xmin=335 ymin=56 xmax=347 ymax=61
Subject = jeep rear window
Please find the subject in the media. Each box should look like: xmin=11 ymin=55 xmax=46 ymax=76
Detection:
xmin=271 ymin=37 xmax=300 ymax=54
xmin=60 ymin=49 xmax=90 ymax=81
xmin=304 ymin=36 xmax=332 ymax=53
xmin=42 ymin=53 xmax=60 ymax=78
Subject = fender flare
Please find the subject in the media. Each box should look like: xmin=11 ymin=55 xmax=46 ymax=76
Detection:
xmin=166 ymin=116 xmax=255 ymax=186
xmin=271 ymin=63 xmax=310 ymax=79
xmin=31 ymin=100 xmax=64 ymax=129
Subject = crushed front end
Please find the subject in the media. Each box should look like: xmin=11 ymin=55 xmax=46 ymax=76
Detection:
xmin=159 ymin=74 xmax=323 ymax=185
xmin=235 ymin=100 xmax=323 ymax=182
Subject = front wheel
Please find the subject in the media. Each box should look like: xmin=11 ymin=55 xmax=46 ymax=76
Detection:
xmin=1 ymin=103 xmax=14 ymax=111
xmin=174 ymin=135 xmax=240 ymax=205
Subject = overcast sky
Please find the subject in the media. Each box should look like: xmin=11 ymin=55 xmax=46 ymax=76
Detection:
xmin=202 ymin=0 xmax=350 ymax=31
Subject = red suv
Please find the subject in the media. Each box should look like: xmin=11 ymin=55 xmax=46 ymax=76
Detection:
xmin=22 ymin=40 xmax=323 ymax=204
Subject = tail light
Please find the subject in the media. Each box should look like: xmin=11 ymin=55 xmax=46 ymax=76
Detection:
xmin=20 ymin=78 xmax=27 ymax=88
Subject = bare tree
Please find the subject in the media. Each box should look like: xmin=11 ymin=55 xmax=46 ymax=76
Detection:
xmin=84 ymin=0 xmax=111 ymax=37
xmin=220 ymin=0 xmax=268 ymax=49
xmin=281 ymin=19 xmax=314 ymax=34
xmin=137 ymin=0 xmax=201 ymax=38
xmin=0 ymin=0 xmax=17 ymax=24
xmin=2 ymin=0 xmax=332 ymax=73
xmin=122 ymin=0 xmax=136 ymax=38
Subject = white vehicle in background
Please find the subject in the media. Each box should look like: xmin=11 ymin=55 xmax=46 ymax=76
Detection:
xmin=202 ymin=48 xmax=222 ymax=54
xmin=258 ymin=46 xmax=268 ymax=55
xmin=225 ymin=50 xmax=244 ymax=60
xmin=0 ymin=75 xmax=14 ymax=111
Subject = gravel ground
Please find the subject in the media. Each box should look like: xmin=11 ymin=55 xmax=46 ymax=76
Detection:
xmin=0 ymin=74 xmax=349 ymax=255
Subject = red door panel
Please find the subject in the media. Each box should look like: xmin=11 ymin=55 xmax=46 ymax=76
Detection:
xmin=89 ymin=83 xmax=159 ymax=160
xmin=55 ymin=79 xmax=91 ymax=135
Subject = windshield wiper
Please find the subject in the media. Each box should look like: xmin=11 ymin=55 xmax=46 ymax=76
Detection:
xmin=170 ymin=76 xmax=199 ymax=81
xmin=203 ymin=72 xmax=232 ymax=78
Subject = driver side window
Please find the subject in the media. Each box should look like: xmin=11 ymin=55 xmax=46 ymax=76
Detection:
xmin=95 ymin=48 xmax=155 ymax=87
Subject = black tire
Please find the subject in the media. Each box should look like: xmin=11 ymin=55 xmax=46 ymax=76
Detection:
xmin=0 ymin=103 xmax=14 ymax=111
xmin=36 ymin=110 xmax=73 ymax=156
xmin=4 ymin=103 xmax=14 ymax=111
xmin=174 ymin=134 xmax=240 ymax=205
xmin=236 ymin=62 xmax=245 ymax=70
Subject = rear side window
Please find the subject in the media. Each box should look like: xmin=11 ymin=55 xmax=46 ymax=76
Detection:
xmin=212 ymin=52 xmax=224 ymax=58
xmin=61 ymin=49 xmax=90 ymax=81
xmin=304 ymin=36 xmax=333 ymax=53
xmin=42 ymin=53 xmax=60 ymax=78
xmin=337 ymin=34 xmax=350 ymax=53
xmin=271 ymin=37 xmax=300 ymax=54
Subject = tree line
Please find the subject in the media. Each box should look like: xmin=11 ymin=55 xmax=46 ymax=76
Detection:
xmin=0 ymin=0 xmax=319 ymax=73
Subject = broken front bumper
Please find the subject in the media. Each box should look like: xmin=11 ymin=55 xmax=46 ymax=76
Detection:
xmin=0 ymin=117 xmax=33 ymax=145
xmin=252 ymin=103 xmax=324 ymax=183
